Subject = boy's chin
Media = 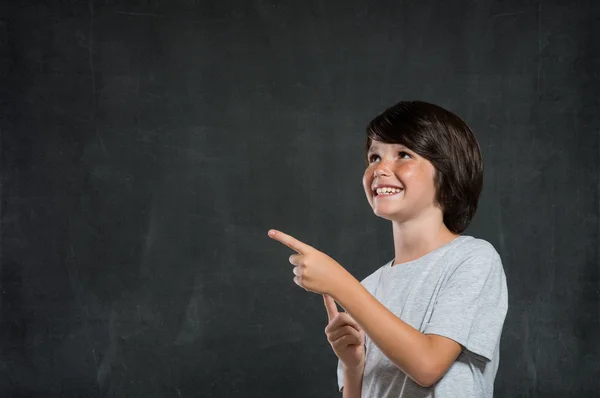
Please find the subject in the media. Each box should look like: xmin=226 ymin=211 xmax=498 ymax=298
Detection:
xmin=372 ymin=209 xmax=406 ymax=223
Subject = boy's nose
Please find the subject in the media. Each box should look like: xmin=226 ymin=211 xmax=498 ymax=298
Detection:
xmin=374 ymin=166 xmax=391 ymax=178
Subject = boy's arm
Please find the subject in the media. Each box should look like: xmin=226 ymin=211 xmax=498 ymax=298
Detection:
xmin=342 ymin=365 xmax=364 ymax=398
xmin=332 ymin=273 xmax=461 ymax=387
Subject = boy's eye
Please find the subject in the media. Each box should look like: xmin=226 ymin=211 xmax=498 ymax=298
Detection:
xmin=368 ymin=152 xmax=410 ymax=163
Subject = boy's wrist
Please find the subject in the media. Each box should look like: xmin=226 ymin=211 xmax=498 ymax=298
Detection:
xmin=330 ymin=270 xmax=361 ymax=306
xmin=342 ymin=360 xmax=365 ymax=375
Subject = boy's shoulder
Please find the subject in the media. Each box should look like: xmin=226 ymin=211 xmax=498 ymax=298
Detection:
xmin=449 ymin=236 xmax=504 ymax=278
xmin=454 ymin=235 xmax=501 ymax=260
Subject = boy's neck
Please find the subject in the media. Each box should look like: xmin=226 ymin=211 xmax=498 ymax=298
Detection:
xmin=390 ymin=212 xmax=459 ymax=266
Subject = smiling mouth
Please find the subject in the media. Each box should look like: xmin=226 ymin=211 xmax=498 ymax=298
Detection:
xmin=374 ymin=189 xmax=404 ymax=198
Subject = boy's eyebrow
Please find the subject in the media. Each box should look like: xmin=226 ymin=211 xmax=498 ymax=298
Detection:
xmin=368 ymin=143 xmax=408 ymax=153
xmin=368 ymin=143 xmax=382 ymax=152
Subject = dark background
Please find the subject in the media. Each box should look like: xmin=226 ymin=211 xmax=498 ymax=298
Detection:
xmin=1 ymin=0 xmax=599 ymax=397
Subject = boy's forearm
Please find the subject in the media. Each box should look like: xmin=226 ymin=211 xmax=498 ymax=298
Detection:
xmin=342 ymin=367 xmax=363 ymax=398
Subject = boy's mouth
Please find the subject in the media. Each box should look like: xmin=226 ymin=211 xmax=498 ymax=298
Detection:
xmin=374 ymin=187 xmax=404 ymax=197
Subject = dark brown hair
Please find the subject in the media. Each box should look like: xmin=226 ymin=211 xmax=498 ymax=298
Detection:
xmin=364 ymin=100 xmax=483 ymax=234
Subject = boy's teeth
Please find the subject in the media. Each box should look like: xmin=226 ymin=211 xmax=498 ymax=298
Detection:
xmin=376 ymin=187 xmax=403 ymax=195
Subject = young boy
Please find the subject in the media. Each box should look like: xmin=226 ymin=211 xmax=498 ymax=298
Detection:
xmin=268 ymin=100 xmax=508 ymax=397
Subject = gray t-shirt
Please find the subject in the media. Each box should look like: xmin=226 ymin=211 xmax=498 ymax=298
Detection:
xmin=337 ymin=235 xmax=508 ymax=397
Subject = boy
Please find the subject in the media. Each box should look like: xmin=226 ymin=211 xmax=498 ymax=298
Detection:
xmin=268 ymin=100 xmax=508 ymax=397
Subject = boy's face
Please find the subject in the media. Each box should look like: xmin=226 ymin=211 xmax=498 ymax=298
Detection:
xmin=362 ymin=140 xmax=439 ymax=222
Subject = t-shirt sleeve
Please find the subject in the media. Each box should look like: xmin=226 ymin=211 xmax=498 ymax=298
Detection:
xmin=337 ymin=358 xmax=344 ymax=392
xmin=423 ymin=244 xmax=508 ymax=361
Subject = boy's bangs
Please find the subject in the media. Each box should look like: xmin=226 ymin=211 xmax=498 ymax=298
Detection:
xmin=365 ymin=110 xmax=422 ymax=157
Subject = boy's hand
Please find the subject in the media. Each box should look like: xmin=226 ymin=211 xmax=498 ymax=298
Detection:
xmin=323 ymin=294 xmax=366 ymax=371
xmin=267 ymin=229 xmax=350 ymax=296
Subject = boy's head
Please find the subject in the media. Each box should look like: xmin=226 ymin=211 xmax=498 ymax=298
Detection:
xmin=362 ymin=100 xmax=483 ymax=234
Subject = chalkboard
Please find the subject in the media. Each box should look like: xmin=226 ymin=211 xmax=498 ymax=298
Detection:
xmin=1 ymin=0 xmax=599 ymax=396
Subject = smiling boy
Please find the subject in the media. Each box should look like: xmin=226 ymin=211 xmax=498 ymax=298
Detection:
xmin=268 ymin=100 xmax=508 ymax=397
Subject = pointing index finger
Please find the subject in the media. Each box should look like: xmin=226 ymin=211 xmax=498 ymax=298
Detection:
xmin=323 ymin=294 xmax=339 ymax=322
xmin=267 ymin=229 xmax=311 ymax=254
